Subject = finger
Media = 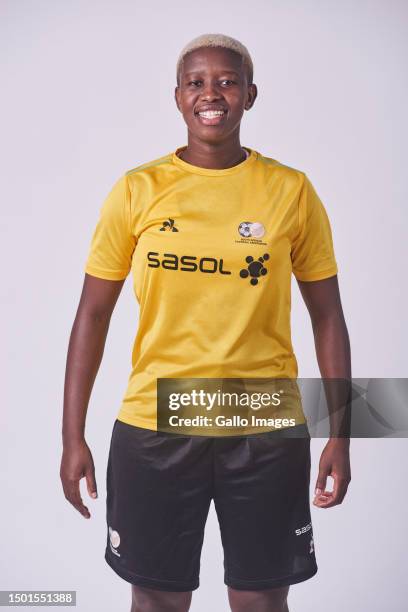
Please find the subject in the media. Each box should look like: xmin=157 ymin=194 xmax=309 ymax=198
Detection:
xmin=315 ymin=470 xmax=329 ymax=497
xmin=313 ymin=496 xmax=333 ymax=508
xmin=315 ymin=496 xmax=337 ymax=508
xmin=313 ymin=493 xmax=332 ymax=504
xmin=69 ymin=480 xmax=90 ymax=517
xmin=313 ymin=490 xmax=332 ymax=501
xmin=320 ymin=476 xmax=346 ymax=507
xmin=314 ymin=480 xmax=349 ymax=508
xmin=85 ymin=467 xmax=98 ymax=499
xmin=331 ymin=476 xmax=350 ymax=505
xmin=313 ymin=488 xmax=332 ymax=499
xmin=313 ymin=485 xmax=334 ymax=504
xmin=337 ymin=482 xmax=350 ymax=503
xmin=65 ymin=477 xmax=91 ymax=518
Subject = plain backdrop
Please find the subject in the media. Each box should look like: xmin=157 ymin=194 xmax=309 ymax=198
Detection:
xmin=1 ymin=0 xmax=408 ymax=610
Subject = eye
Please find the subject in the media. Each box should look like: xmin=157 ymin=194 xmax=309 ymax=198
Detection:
xmin=221 ymin=79 xmax=235 ymax=86
xmin=188 ymin=80 xmax=202 ymax=87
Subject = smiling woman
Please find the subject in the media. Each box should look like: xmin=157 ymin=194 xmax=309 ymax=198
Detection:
xmin=62 ymin=30 xmax=351 ymax=612
xmin=174 ymin=34 xmax=258 ymax=167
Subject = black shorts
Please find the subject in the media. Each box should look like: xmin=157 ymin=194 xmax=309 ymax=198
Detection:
xmin=104 ymin=419 xmax=318 ymax=592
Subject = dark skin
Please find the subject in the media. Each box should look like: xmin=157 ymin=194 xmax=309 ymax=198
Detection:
xmin=174 ymin=46 xmax=257 ymax=168
xmin=60 ymin=276 xmax=123 ymax=515
xmin=61 ymin=46 xmax=351 ymax=612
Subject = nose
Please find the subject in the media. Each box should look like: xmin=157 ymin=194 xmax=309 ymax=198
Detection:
xmin=200 ymin=80 xmax=222 ymax=100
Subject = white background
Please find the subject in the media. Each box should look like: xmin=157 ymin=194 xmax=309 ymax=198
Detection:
xmin=1 ymin=0 xmax=407 ymax=610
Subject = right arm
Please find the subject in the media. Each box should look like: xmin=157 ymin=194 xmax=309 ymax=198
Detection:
xmin=59 ymin=273 xmax=125 ymax=518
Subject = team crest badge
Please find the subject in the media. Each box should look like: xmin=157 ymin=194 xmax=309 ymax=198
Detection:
xmin=238 ymin=221 xmax=265 ymax=239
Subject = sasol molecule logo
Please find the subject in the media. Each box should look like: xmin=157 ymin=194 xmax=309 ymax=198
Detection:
xmin=240 ymin=254 xmax=269 ymax=286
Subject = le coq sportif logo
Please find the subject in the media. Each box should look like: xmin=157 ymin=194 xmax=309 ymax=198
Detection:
xmin=159 ymin=218 xmax=179 ymax=232
xmin=147 ymin=250 xmax=270 ymax=287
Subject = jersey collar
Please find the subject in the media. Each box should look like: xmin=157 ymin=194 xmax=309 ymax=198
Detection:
xmin=172 ymin=146 xmax=258 ymax=177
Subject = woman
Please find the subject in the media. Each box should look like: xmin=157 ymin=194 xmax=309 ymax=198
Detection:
xmin=60 ymin=33 xmax=351 ymax=612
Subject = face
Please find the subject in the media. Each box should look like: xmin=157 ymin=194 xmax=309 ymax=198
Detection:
xmin=175 ymin=47 xmax=257 ymax=144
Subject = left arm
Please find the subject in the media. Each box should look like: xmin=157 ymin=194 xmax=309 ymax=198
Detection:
xmin=297 ymin=274 xmax=351 ymax=508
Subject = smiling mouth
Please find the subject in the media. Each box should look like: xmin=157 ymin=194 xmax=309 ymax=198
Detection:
xmin=194 ymin=109 xmax=228 ymax=125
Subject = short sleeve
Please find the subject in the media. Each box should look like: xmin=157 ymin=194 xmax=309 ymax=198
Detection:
xmin=84 ymin=174 xmax=137 ymax=280
xmin=291 ymin=174 xmax=338 ymax=281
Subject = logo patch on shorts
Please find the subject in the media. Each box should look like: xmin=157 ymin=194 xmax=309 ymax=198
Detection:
xmin=295 ymin=521 xmax=312 ymax=536
xmin=109 ymin=526 xmax=121 ymax=557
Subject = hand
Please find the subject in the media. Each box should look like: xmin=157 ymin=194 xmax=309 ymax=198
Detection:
xmin=313 ymin=438 xmax=351 ymax=508
xmin=60 ymin=439 xmax=98 ymax=518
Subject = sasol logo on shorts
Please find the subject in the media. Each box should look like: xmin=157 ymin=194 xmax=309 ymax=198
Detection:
xmin=295 ymin=521 xmax=312 ymax=536
xmin=147 ymin=252 xmax=232 ymax=275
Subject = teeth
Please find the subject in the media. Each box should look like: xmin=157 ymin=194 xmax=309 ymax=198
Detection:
xmin=198 ymin=110 xmax=225 ymax=118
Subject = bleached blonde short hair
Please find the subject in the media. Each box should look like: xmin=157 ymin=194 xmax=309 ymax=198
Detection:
xmin=176 ymin=33 xmax=254 ymax=85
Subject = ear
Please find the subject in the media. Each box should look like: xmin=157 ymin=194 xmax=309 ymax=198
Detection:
xmin=245 ymin=83 xmax=258 ymax=110
xmin=174 ymin=86 xmax=181 ymax=112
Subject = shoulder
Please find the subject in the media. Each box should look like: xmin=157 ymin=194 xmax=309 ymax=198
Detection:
xmin=125 ymin=151 xmax=173 ymax=183
xmin=256 ymin=151 xmax=306 ymax=190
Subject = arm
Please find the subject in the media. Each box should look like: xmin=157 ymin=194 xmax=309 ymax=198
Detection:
xmin=60 ymin=273 xmax=125 ymax=518
xmin=297 ymin=274 xmax=352 ymax=509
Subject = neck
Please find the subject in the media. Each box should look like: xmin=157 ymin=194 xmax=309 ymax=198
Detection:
xmin=178 ymin=133 xmax=247 ymax=169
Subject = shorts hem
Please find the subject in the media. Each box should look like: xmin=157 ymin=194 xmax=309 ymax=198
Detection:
xmin=225 ymin=564 xmax=318 ymax=591
xmin=105 ymin=550 xmax=199 ymax=592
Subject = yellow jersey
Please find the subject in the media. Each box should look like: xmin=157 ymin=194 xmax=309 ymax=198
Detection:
xmin=84 ymin=146 xmax=338 ymax=431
